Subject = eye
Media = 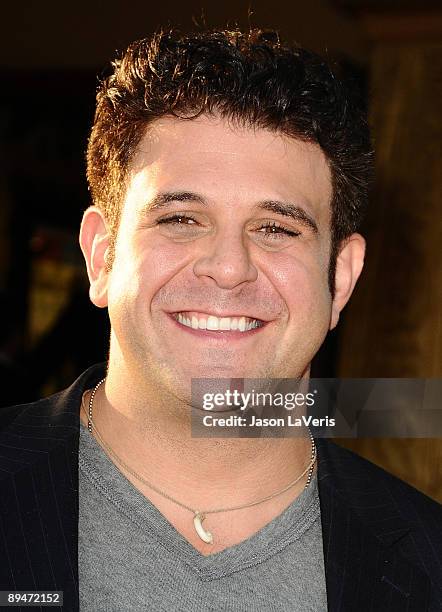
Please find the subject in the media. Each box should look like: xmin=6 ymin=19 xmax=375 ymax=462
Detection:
xmin=157 ymin=214 xmax=198 ymax=226
xmin=255 ymin=221 xmax=301 ymax=239
xmin=155 ymin=212 xmax=209 ymax=242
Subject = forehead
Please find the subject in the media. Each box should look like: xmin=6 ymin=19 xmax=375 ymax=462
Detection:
xmin=128 ymin=114 xmax=332 ymax=223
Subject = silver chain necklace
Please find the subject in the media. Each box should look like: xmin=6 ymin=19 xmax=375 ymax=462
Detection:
xmin=85 ymin=378 xmax=317 ymax=545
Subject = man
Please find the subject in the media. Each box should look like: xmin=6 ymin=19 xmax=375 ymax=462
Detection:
xmin=0 ymin=28 xmax=440 ymax=612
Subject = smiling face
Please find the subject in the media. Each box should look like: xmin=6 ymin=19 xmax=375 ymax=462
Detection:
xmin=81 ymin=114 xmax=364 ymax=401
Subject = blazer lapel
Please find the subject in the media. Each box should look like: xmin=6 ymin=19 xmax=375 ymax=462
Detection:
xmin=0 ymin=363 xmax=105 ymax=611
xmin=316 ymin=438 xmax=432 ymax=611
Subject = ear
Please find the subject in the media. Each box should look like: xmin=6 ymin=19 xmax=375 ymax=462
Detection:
xmin=79 ymin=206 xmax=110 ymax=308
xmin=330 ymin=233 xmax=365 ymax=330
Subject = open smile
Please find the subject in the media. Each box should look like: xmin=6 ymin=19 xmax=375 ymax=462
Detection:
xmin=169 ymin=311 xmax=267 ymax=334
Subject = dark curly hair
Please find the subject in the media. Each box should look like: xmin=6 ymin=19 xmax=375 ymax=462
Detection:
xmin=86 ymin=28 xmax=373 ymax=294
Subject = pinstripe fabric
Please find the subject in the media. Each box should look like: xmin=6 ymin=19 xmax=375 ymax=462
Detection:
xmin=0 ymin=363 xmax=441 ymax=612
xmin=315 ymin=438 xmax=441 ymax=611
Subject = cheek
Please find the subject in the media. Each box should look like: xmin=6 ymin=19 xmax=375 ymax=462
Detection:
xmin=269 ymin=250 xmax=332 ymax=321
xmin=108 ymin=235 xmax=193 ymax=311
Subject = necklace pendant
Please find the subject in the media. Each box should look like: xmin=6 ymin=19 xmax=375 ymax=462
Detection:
xmin=193 ymin=511 xmax=213 ymax=544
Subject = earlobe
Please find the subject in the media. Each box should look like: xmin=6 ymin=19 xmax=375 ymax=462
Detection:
xmin=79 ymin=206 xmax=110 ymax=308
xmin=330 ymin=233 xmax=365 ymax=330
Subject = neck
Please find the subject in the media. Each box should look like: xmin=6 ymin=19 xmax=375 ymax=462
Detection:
xmin=82 ymin=359 xmax=314 ymax=513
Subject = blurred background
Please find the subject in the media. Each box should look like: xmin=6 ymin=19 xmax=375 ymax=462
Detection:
xmin=0 ymin=0 xmax=441 ymax=500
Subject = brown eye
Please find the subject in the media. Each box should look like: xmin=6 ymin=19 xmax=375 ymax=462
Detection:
xmin=257 ymin=222 xmax=300 ymax=239
xmin=157 ymin=214 xmax=197 ymax=225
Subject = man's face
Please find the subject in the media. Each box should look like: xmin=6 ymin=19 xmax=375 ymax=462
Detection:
xmin=86 ymin=115 xmax=342 ymax=399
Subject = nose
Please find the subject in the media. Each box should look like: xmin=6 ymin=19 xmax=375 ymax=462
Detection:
xmin=193 ymin=228 xmax=258 ymax=289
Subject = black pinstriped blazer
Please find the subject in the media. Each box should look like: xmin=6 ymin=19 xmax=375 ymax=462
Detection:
xmin=1 ymin=363 xmax=441 ymax=612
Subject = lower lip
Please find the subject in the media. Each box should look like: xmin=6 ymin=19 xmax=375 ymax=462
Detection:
xmin=167 ymin=314 xmax=267 ymax=339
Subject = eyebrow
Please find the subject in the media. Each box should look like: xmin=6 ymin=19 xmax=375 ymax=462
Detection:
xmin=257 ymin=200 xmax=318 ymax=234
xmin=144 ymin=190 xmax=319 ymax=234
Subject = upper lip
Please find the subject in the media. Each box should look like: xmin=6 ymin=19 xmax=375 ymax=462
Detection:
xmin=167 ymin=310 xmax=269 ymax=322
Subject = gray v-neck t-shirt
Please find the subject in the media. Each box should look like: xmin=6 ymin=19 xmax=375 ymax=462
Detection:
xmin=78 ymin=421 xmax=328 ymax=611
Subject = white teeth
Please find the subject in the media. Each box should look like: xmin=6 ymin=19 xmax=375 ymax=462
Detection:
xmin=206 ymin=316 xmax=219 ymax=330
xmin=175 ymin=313 xmax=262 ymax=332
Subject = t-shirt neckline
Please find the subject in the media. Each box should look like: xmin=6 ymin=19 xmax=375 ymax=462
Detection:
xmin=79 ymin=416 xmax=320 ymax=580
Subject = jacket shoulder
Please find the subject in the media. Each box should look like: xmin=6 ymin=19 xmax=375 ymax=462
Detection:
xmin=0 ymin=387 xmax=77 ymax=432
xmin=0 ymin=363 xmax=107 ymax=435
xmin=0 ymin=397 xmax=55 ymax=431
xmin=318 ymin=438 xmax=442 ymax=515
